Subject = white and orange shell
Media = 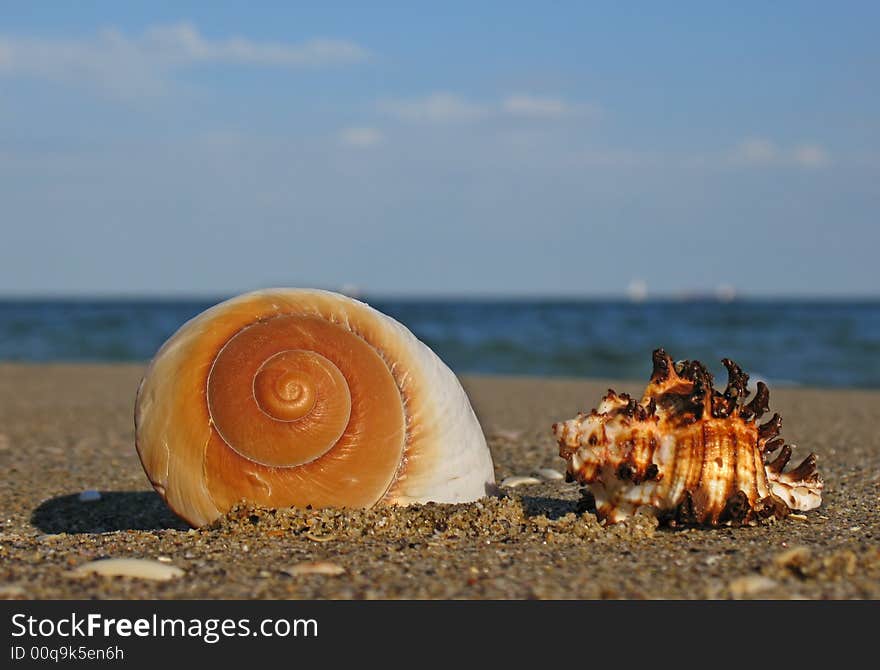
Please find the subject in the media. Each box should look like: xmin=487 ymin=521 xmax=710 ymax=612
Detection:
xmin=553 ymin=349 xmax=823 ymax=526
xmin=135 ymin=288 xmax=495 ymax=527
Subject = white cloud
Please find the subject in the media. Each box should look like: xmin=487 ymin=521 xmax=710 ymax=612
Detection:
xmin=792 ymin=144 xmax=828 ymax=168
xmin=139 ymin=23 xmax=368 ymax=67
xmin=0 ymin=22 xmax=369 ymax=97
xmin=732 ymin=138 xmax=829 ymax=168
xmin=377 ymin=92 xmax=490 ymax=123
xmin=502 ymin=94 xmax=589 ymax=119
xmin=378 ymin=92 xmax=594 ymax=124
xmin=338 ymin=126 xmax=383 ymax=148
xmin=733 ymin=138 xmax=779 ymax=164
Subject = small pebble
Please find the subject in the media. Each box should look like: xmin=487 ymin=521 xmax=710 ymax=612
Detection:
xmin=788 ymin=513 xmax=808 ymax=521
xmin=282 ymin=561 xmax=346 ymax=577
xmin=156 ymin=556 xmax=172 ymax=563
xmin=534 ymin=468 xmax=565 ymax=481
xmin=728 ymin=575 xmax=778 ymax=599
xmin=773 ymin=546 xmax=811 ymax=570
xmin=78 ymin=490 xmax=102 ymax=502
xmin=500 ymin=475 xmax=542 ymax=488
xmin=67 ymin=558 xmax=184 ymax=581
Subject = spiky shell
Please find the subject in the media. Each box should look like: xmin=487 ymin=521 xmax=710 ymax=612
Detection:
xmin=553 ymin=349 xmax=822 ymax=526
xmin=135 ymin=288 xmax=495 ymax=527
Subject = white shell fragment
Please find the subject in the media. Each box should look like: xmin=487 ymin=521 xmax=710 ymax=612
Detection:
xmin=0 ymin=584 xmax=26 ymax=599
xmin=281 ymin=561 xmax=346 ymax=577
xmin=78 ymin=490 xmax=102 ymax=502
xmin=534 ymin=468 xmax=565 ymax=481
xmin=728 ymin=575 xmax=778 ymax=599
xmin=500 ymin=475 xmax=543 ymax=488
xmin=67 ymin=558 xmax=184 ymax=581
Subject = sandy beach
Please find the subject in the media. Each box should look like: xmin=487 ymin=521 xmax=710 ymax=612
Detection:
xmin=0 ymin=363 xmax=878 ymax=599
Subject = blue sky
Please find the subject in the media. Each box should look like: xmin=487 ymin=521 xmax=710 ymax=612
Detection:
xmin=1 ymin=2 xmax=878 ymax=296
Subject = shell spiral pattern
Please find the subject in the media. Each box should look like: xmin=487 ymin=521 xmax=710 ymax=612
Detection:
xmin=135 ymin=288 xmax=495 ymax=527
xmin=553 ymin=349 xmax=823 ymax=526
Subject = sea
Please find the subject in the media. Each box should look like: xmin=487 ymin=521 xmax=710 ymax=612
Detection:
xmin=0 ymin=298 xmax=878 ymax=389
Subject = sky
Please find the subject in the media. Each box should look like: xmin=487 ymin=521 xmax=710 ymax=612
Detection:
xmin=1 ymin=2 xmax=878 ymax=297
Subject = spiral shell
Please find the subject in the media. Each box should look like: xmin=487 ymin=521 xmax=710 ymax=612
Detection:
xmin=553 ymin=349 xmax=823 ymax=526
xmin=135 ymin=288 xmax=495 ymax=527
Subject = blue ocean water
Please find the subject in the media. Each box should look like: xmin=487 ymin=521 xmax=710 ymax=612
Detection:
xmin=1 ymin=298 xmax=878 ymax=388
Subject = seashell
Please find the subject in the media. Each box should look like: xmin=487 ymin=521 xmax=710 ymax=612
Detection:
xmin=533 ymin=467 xmax=565 ymax=481
xmin=727 ymin=575 xmax=778 ymax=599
xmin=281 ymin=561 xmax=346 ymax=577
xmin=552 ymin=348 xmax=823 ymax=526
xmin=500 ymin=475 xmax=543 ymax=488
xmin=135 ymin=288 xmax=494 ymax=527
xmin=67 ymin=558 xmax=184 ymax=581
xmin=0 ymin=584 xmax=27 ymax=599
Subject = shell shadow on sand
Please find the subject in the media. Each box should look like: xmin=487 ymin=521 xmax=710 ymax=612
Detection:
xmin=517 ymin=494 xmax=584 ymax=520
xmin=31 ymin=491 xmax=190 ymax=534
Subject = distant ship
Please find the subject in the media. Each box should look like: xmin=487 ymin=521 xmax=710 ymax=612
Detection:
xmin=715 ymin=284 xmax=737 ymax=303
xmin=628 ymin=280 xmax=738 ymax=303
xmin=675 ymin=284 xmax=739 ymax=302
xmin=626 ymin=279 xmax=648 ymax=303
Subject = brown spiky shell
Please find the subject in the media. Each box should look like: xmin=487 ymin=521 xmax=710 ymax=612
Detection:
xmin=553 ymin=349 xmax=822 ymax=526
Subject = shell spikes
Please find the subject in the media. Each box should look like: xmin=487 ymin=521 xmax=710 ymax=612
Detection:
xmin=552 ymin=348 xmax=823 ymax=526
xmin=135 ymin=288 xmax=495 ymax=527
